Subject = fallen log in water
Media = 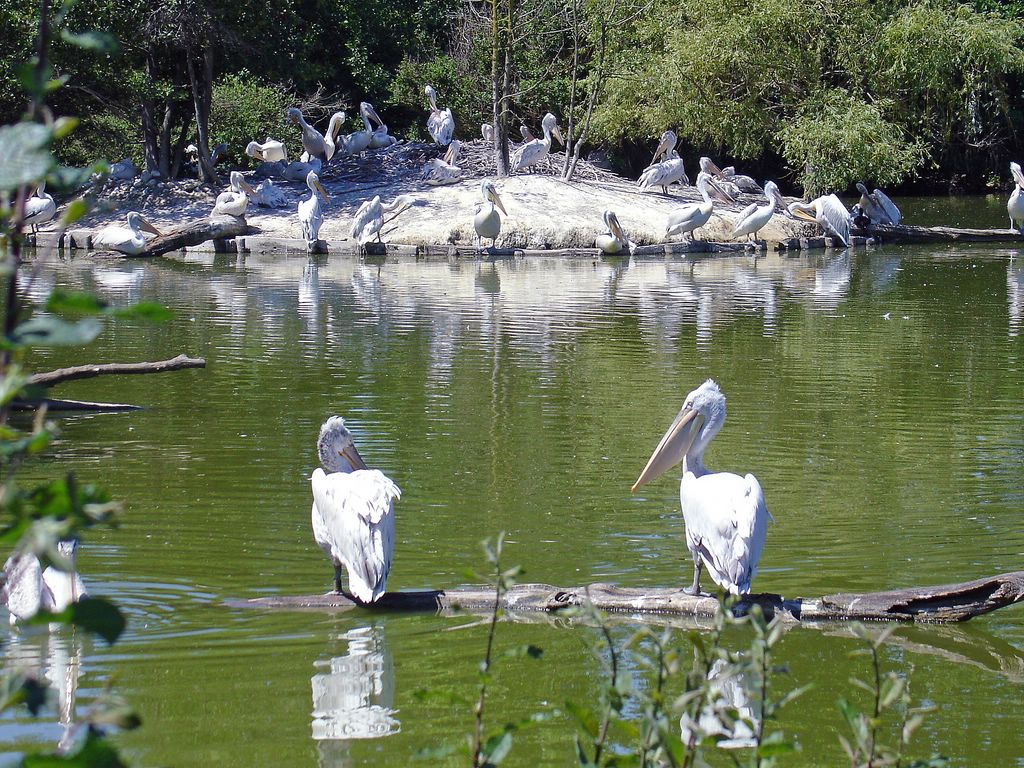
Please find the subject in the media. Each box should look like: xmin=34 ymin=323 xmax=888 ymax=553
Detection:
xmin=130 ymin=215 xmax=251 ymax=258
xmin=856 ymin=223 xmax=1024 ymax=245
xmin=233 ymin=570 xmax=1024 ymax=624
xmin=28 ymin=354 xmax=206 ymax=387
xmin=11 ymin=397 xmax=142 ymax=412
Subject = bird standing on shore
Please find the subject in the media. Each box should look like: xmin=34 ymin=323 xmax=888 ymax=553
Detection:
xmin=511 ymin=113 xmax=563 ymax=173
xmin=311 ymin=416 xmax=401 ymax=603
xmin=287 ymin=107 xmax=329 ymax=163
xmin=323 ymin=111 xmax=347 ymax=161
xmin=729 ymin=181 xmax=785 ymax=243
xmin=632 ymin=379 xmax=772 ymax=596
xmin=25 ymin=182 xmax=56 ymax=234
xmin=1010 ymin=162 xmax=1024 ymax=233
xmin=425 ymin=85 xmax=454 ymax=146
xmin=787 ymin=195 xmax=851 ymax=246
xmin=92 ymin=212 xmax=161 ymax=255
xmin=350 ymin=195 xmax=415 ymax=245
xmin=665 ymin=171 xmax=733 ymax=242
xmin=299 ymin=170 xmax=330 ymax=248
xmin=474 ymin=180 xmax=506 ymax=248
xmin=212 ymin=171 xmax=256 ymax=217
xmin=595 ymin=210 xmax=637 ymax=254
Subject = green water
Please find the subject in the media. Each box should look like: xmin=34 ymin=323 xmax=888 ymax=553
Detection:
xmin=2 ymin=224 xmax=1024 ymax=765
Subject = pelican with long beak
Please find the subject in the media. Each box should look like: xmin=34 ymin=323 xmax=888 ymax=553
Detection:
xmin=787 ymin=194 xmax=851 ymax=246
xmin=287 ymin=107 xmax=328 ymax=163
xmin=474 ymin=180 xmax=506 ymax=248
xmin=245 ymin=137 xmax=288 ymax=163
xmin=25 ymin=181 xmax=56 ymax=234
xmin=92 ymin=212 xmax=161 ymax=255
xmin=299 ymin=170 xmax=330 ymax=249
xmin=425 ymin=85 xmax=455 ymax=146
xmin=855 ymin=183 xmax=901 ymax=226
xmin=339 ymin=103 xmax=379 ymax=156
xmin=1010 ymin=162 xmax=1024 ymax=233
xmin=365 ymin=103 xmax=398 ymax=148
xmin=350 ymin=194 xmax=415 ymax=246
xmin=422 ymin=140 xmax=463 ymax=185
xmin=699 ymin=157 xmax=742 ymax=198
xmin=323 ymin=111 xmax=347 ymax=161
xmin=212 ymin=171 xmax=257 ymax=217
xmin=632 ymin=379 xmax=772 ymax=596
xmin=729 ymin=181 xmax=785 ymax=243
xmin=595 ymin=209 xmax=637 ymax=254
xmin=511 ymin=113 xmax=563 ymax=173
xmin=665 ymin=172 xmax=734 ymax=242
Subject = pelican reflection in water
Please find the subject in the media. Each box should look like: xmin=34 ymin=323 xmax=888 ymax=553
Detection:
xmin=311 ymin=624 xmax=399 ymax=760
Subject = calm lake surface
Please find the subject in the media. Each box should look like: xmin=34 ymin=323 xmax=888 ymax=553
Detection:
xmin=3 ymin=197 xmax=1024 ymax=766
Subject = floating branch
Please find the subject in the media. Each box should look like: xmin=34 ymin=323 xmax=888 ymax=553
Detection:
xmin=11 ymin=398 xmax=142 ymax=412
xmin=233 ymin=570 xmax=1024 ymax=625
xmin=856 ymin=223 xmax=1024 ymax=245
xmin=29 ymin=354 xmax=206 ymax=388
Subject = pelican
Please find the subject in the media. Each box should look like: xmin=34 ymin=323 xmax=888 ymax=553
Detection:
xmin=632 ymin=379 xmax=772 ymax=596
xmin=212 ymin=171 xmax=256 ymax=217
xmin=25 ymin=181 xmax=56 ymax=234
xmin=281 ymin=157 xmax=323 ymax=182
xmin=310 ymin=416 xmax=401 ymax=603
xmin=323 ymin=111 xmax=347 ymax=161
xmin=366 ymin=103 xmax=398 ymax=149
xmin=729 ymin=181 xmax=785 ymax=243
xmin=350 ymin=195 xmax=415 ymax=245
xmin=287 ymin=107 xmax=328 ymax=163
xmin=1 ymin=539 xmax=87 ymax=624
xmin=700 ymin=157 xmax=761 ymax=194
xmin=649 ymin=129 xmax=677 ymax=164
xmin=251 ymin=179 xmax=289 ymax=208
xmin=299 ymin=170 xmax=330 ymax=248
xmin=339 ymin=103 xmax=379 ymax=156
xmin=92 ymin=211 xmax=161 ymax=255
xmin=422 ymin=140 xmax=462 ymax=185
xmin=481 ymin=123 xmax=494 ymax=142
xmin=424 ymin=85 xmax=454 ymax=146
xmin=665 ymin=172 xmax=733 ymax=241
xmin=855 ymin=183 xmax=900 ymax=226
xmin=245 ymin=137 xmax=288 ymax=163
xmin=698 ymin=158 xmax=743 ymax=198
xmin=639 ymin=150 xmax=690 ymax=194
xmin=108 ymin=158 xmax=138 ymax=180
xmin=595 ymin=210 xmax=637 ymax=254
xmin=511 ymin=113 xmax=563 ymax=173
xmin=474 ymin=180 xmax=506 ymax=247
xmin=520 ymin=125 xmax=535 ymax=143
xmin=787 ymin=194 xmax=851 ymax=246
xmin=1010 ymin=162 xmax=1024 ymax=233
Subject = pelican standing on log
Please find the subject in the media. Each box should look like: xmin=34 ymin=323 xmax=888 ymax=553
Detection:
xmin=474 ymin=180 xmax=506 ymax=248
xmin=511 ymin=113 xmax=563 ymax=173
xmin=729 ymin=181 xmax=784 ymax=243
xmin=787 ymin=195 xmax=851 ymax=246
xmin=856 ymin=183 xmax=901 ymax=225
xmin=595 ymin=209 xmax=637 ymax=254
xmin=350 ymin=195 xmax=415 ymax=245
xmin=287 ymin=107 xmax=328 ymax=163
xmin=212 ymin=171 xmax=256 ymax=217
xmin=92 ymin=212 xmax=161 ymax=255
xmin=25 ymin=182 xmax=56 ymax=234
xmin=425 ymin=85 xmax=454 ymax=146
xmin=1010 ymin=162 xmax=1024 ymax=233
xmin=632 ymin=379 xmax=772 ymax=596
xmin=311 ymin=416 xmax=401 ymax=603
xmin=299 ymin=170 xmax=330 ymax=248
xmin=665 ymin=172 xmax=733 ymax=242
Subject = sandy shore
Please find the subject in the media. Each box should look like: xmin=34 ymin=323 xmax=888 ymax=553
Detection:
xmin=50 ymin=142 xmax=818 ymax=251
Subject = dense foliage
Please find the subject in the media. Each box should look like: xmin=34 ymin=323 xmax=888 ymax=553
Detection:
xmin=1 ymin=0 xmax=1023 ymax=191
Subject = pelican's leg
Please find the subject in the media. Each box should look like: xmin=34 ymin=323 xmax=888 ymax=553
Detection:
xmin=333 ymin=564 xmax=344 ymax=594
xmin=683 ymin=559 xmax=703 ymax=596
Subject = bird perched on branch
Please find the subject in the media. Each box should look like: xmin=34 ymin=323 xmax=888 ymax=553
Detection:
xmin=310 ymin=416 xmax=401 ymax=603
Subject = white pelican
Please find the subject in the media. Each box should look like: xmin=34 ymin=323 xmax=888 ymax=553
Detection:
xmin=350 ymin=195 xmax=415 ymax=245
xmin=108 ymin=158 xmax=138 ymax=180
xmin=339 ymin=103 xmax=380 ymax=156
xmin=212 ymin=170 xmax=256 ymax=217
xmin=251 ymin=179 xmax=289 ymax=208
xmin=520 ymin=125 xmax=535 ymax=143
xmin=787 ymin=194 xmax=851 ymax=246
xmin=323 ymin=111 xmax=347 ymax=161
xmin=92 ymin=212 xmax=161 ymax=255
xmin=1010 ymin=162 xmax=1024 ymax=233
xmin=700 ymin=157 xmax=761 ymax=194
xmin=665 ymin=172 xmax=733 ymax=241
xmin=366 ymin=103 xmax=398 ymax=148
xmin=26 ymin=182 xmax=56 ymax=234
xmin=311 ymin=416 xmax=401 ymax=603
xmin=299 ymin=170 xmax=330 ymax=248
xmin=595 ymin=210 xmax=637 ymax=254
xmin=855 ymin=183 xmax=901 ymax=225
xmin=729 ymin=181 xmax=784 ymax=243
xmin=649 ymin=129 xmax=677 ymax=164
xmin=639 ymin=150 xmax=690 ymax=194
xmin=473 ymin=180 xmax=506 ymax=247
xmin=698 ymin=157 xmax=743 ymax=198
xmin=632 ymin=379 xmax=772 ymax=595
xmin=422 ymin=140 xmax=462 ymax=185
xmin=481 ymin=123 xmax=494 ymax=142
xmin=245 ymin=137 xmax=288 ymax=163
xmin=281 ymin=157 xmax=323 ymax=182
xmin=1 ymin=539 xmax=87 ymax=624
xmin=424 ymin=85 xmax=454 ymax=146
xmin=287 ymin=107 xmax=329 ymax=163
xmin=511 ymin=113 xmax=563 ymax=173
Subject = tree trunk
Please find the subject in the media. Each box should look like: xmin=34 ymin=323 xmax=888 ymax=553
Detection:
xmin=170 ymin=109 xmax=190 ymax=180
xmin=490 ymin=0 xmax=509 ymax=177
xmin=186 ymin=47 xmax=218 ymax=184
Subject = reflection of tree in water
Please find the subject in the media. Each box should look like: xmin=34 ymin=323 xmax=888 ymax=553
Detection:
xmin=5 ymin=630 xmax=83 ymax=753
xmin=312 ymin=624 xmax=399 ymax=766
xmin=679 ymin=658 xmax=759 ymax=750
xmin=1008 ymin=256 xmax=1024 ymax=338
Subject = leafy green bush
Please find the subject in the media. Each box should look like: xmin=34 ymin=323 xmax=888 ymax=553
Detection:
xmin=210 ymin=71 xmax=294 ymax=166
xmin=55 ymin=111 xmax=141 ymax=169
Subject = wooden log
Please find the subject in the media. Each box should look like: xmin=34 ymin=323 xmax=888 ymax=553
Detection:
xmin=29 ymin=354 xmax=206 ymax=388
xmin=11 ymin=398 xmax=142 ymax=412
xmin=231 ymin=570 xmax=1024 ymax=625
xmin=132 ymin=215 xmax=252 ymax=258
xmin=858 ymin=223 xmax=1024 ymax=245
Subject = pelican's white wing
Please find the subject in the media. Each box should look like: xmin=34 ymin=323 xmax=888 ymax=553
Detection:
xmin=311 ymin=467 xmax=401 ymax=603
xmin=729 ymin=203 xmax=760 ymax=237
xmin=639 ymin=158 xmax=689 ymax=190
xmin=665 ymin=203 xmax=708 ymax=237
xmin=872 ymin=189 xmax=901 ymax=225
xmin=681 ymin=471 xmax=771 ymax=595
xmin=350 ymin=199 xmax=383 ymax=244
xmin=25 ymin=194 xmax=55 ymax=225
xmin=1 ymin=552 xmax=48 ymax=622
xmin=299 ymin=195 xmax=324 ymax=244
xmin=511 ymin=139 xmax=547 ymax=172
xmin=428 ymin=109 xmax=454 ymax=146
xmin=41 ymin=566 xmax=86 ymax=612
xmin=819 ymin=194 xmax=851 ymax=246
